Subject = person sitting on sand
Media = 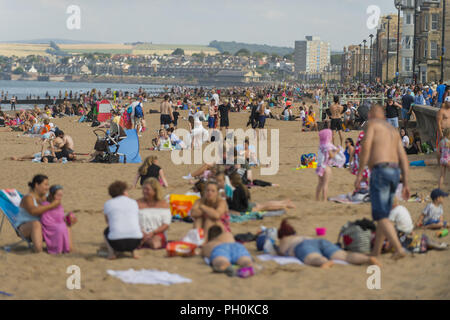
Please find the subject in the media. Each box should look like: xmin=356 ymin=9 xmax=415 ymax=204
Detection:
xmin=137 ymin=178 xmax=171 ymax=249
xmin=152 ymin=128 xmax=172 ymax=151
xmin=191 ymin=181 xmax=231 ymax=241
xmin=202 ymin=225 xmax=254 ymax=277
xmin=134 ymin=155 xmax=168 ymax=188
xmin=103 ymin=181 xmax=143 ymax=259
xmin=277 ymin=219 xmax=381 ymax=268
xmin=226 ymin=173 xmax=295 ymax=214
xmin=15 ymin=174 xmax=61 ymax=253
xmin=415 ymin=189 xmax=448 ymax=230
xmin=53 ymin=130 xmax=76 ymax=161
xmin=40 ymin=185 xmax=73 ymax=254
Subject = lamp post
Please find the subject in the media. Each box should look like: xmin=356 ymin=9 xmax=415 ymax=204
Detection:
xmin=386 ymin=15 xmax=392 ymax=83
xmin=412 ymin=1 xmax=420 ymax=84
xmin=395 ymin=0 xmax=402 ymax=84
xmin=362 ymin=39 xmax=367 ymax=83
xmin=369 ymin=34 xmax=374 ymax=83
xmin=441 ymin=0 xmax=446 ymax=81
xmin=359 ymin=43 xmax=362 ymax=83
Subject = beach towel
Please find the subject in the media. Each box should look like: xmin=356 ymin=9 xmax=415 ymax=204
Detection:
xmin=328 ymin=192 xmax=370 ymax=204
xmin=229 ymin=210 xmax=285 ymax=223
xmin=256 ymin=254 xmax=349 ymax=266
xmin=0 ymin=189 xmax=22 ymax=207
xmin=106 ymin=269 xmax=192 ymax=286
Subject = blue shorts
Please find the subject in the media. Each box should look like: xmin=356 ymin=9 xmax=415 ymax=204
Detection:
xmin=424 ymin=219 xmax=447 ymax=227
xmin=370 ymin=166 xmax=400 ymax=221
xmin=294 ymin=239 xmax=340 ymax=262
xmin=401 ymin=108 xmax=410 ymax=120
xmin=210 ymin=243 xmax=251 ymax=265
xmin=208 ymin=116 xmax=215 ymax=128
xmin=258 ymin=115 xmax=266 ymax=128
xmin=387 ymin=117 xmax=399 ymax=128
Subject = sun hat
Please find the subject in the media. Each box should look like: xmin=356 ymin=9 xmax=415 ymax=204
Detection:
xmin=431 ymin=188 xmax=449 ymax=200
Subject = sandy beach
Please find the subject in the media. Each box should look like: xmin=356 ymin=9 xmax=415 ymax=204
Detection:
xmin=0 ymin=99 xmax=449 ymax=300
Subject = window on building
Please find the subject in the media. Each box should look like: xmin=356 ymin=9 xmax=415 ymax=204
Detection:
xmin=403 ymin=36 xmax=412 ymax=49
xmin=431 ymin=14 xmax=439 ymax=30
xmin=404 ymin=57 xmax=412 ymax=72
xmin=406 ymin=14 xmax=412 ymax=25
xmin=430 ymin=41 xmax=438 ymax=59
xmin=424 ymin=14 xmax=429 ymax=31
xmin=407 ymin=0 xmax=413 ymax=7
xmin=424 ymin=41 xmax=428 ymax=59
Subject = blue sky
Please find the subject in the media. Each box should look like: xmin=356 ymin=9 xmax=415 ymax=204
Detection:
xmin=1 ymin=0 xmax=397 ymax=50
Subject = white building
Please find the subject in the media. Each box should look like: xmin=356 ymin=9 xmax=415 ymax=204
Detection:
xmin=294 ymin=36 xmax=331 ymax=74
xmin=398 ymin=0 xmax=416 ymax=81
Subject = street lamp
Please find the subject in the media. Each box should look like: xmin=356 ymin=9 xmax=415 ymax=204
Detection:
xmin=395 ymin=0 xmax=402 ymax=84
xmin=386 ymin=15 xmax=392 ymax=83
xmin=412 ymin=2 xmax=421 ymax=84
xmin=369 ymin=34 xmax=374 ymax=83
xmin=362 ymin=39 xmax=367 ymax=83
xmin=441 ymin=0 xmax=447 ymax=81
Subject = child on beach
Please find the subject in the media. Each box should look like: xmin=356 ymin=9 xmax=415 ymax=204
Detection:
xmin=438 ymin=128 xmax=450 ymax=189
xmin=415 ymin=189 xmax=448 ymax=230
xmin=40 ymin=185 xmax=73 ymax=254
xmin=316 ymin=129 xmax=338 ymax=201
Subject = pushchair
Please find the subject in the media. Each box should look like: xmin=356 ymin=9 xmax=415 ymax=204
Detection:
xmin=92 ymin=123 xmax=127 ymax=163
xmin=354 ymin=101 xmax=370 ymax=130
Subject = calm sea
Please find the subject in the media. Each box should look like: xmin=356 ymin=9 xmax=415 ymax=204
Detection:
xmin=0 ymin=80 xmax=168 ymax=109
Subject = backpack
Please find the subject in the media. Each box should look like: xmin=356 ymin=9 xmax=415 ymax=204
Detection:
xmin=127 ymin=105 xmax=133 ymax=114
xmin=337 ymin=219 xmax=375 ymax=254
xmin=135 ymin=103 xmax=143 ymax=118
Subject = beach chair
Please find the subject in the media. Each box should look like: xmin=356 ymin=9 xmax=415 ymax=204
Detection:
xmin=0 ymin=192 xmax=32 ymax=250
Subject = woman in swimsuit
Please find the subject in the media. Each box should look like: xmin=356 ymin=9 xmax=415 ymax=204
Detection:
xmin=277 ymin=219 xmax=381 ymax=268
xmin=191 ymin=181 xmax=230 ymax=241
xmin=16 ymin=175 xmax=61 ymax=252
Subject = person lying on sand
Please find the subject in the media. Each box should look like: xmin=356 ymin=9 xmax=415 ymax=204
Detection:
xmin=225 ymin=173 xmax=295 ymax=214
xmin=202 ymin=225 xmax=254 ymax=277
xmin=277 ymin=219 xmax=381 ymax=269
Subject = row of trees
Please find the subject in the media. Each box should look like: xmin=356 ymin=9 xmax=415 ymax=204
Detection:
xmin=170 ymin=47 xmax=293 ymax=61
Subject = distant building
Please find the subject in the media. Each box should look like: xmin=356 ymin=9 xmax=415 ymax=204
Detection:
xmin=416 ymin=0 xmax=443 ymax=83
xmin=445 ymin=0 xmax=450 ymax=82
xmin=294 ymin=36 xmax=331 ymax=74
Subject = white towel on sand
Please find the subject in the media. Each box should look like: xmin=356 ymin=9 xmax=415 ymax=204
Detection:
xmin=257 ymin=254 xmax=349 ymax=266
xmin=107 ymin=269 xmax=192 ymax=285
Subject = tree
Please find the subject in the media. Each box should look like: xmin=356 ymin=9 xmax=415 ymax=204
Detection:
xmin=235 ymin=48 xmax=250 ymax=57
xmin=222 ymin=51 xmax=231 ymax=56
xmin=12 ymin=67 xmax=24 ymax=75
xmin=172 ymin=48 xmax=185 ymax=56
xmin=283 ymin=53 xmax=293 ymax=61
xmin=330 ymin=54 xmax=343 ymax=66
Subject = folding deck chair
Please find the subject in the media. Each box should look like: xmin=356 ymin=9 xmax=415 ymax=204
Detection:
xmin=0 ymin=192 xmax=33 ymax=250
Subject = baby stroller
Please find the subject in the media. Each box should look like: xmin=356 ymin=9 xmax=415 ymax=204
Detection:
xmin=92 ymin=123 xmax=127 ymax=163
xmin=354 ymin=101 xmax=370 ymax=130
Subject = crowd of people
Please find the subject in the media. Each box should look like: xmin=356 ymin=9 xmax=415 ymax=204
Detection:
xmin=2 ymin=79 xmax=450 ymax=280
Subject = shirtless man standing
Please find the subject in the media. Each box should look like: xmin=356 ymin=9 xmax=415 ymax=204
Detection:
xmin=160 ymin=95 xmax=173 ymax=129
xmin=329 ymin=95 xmax=344 ymax=146
xmin=436 ymin=96 xmax=450 ymax=162
xmin=355 ymin=105 xmax=410 ymax=259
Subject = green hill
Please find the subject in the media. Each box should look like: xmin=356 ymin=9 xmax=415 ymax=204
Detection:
xmin=209 ymin=41 xmax=293 ymax=56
